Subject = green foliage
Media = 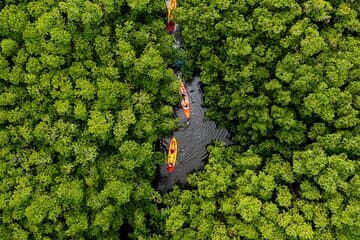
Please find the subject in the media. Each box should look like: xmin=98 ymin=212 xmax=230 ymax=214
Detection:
xmin=158 ymin=0 xmax=360 ymax=239
xmin=1 ymin=38 xmax=18 ymax=56
xmin=0 ymin=0 xmax=174 ymax=238
xmin=1 ymin=0 xmax=360 ymax=239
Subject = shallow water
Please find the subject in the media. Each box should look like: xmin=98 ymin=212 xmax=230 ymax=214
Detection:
xmin=156 ymin=77 xmax=231 ymax=192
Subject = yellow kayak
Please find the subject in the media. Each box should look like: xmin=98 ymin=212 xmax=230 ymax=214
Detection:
xmin=167 ymin=137 xmax=177 ymax=173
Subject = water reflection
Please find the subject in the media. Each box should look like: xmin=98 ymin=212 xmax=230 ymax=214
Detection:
xmin=156 ymin=77 xmax=231 ymax=192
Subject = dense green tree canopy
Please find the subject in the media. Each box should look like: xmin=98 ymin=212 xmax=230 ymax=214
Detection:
xmin=164 ymin=0 xmax=360 ymax=239
xmin=0 ymin=0 xmax=359 ymax=239
xmin=0 ymin=0 xmax=177 ymax=239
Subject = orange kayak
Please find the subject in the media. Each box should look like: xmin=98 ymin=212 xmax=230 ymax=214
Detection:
xmin=179 ymin=80 xmax=191 ymax=120
xmin=167 ymin=137 xmax=177 ymax=173
xmin=167 ymin=0 xmax=176 ymax=19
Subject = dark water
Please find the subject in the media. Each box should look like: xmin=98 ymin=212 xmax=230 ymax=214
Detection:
xmin=156 ymin=76 xmax=232 ymax=192
xmin=155 ymin=18 xmax=231 ymax=192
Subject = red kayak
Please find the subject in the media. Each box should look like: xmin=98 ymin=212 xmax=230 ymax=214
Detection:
xmin=167 ymin=20 xmax=176 ymax=33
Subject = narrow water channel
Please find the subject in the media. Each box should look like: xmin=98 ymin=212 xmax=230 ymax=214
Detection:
xmin=156 ymin=77 xmax=232 ymax=192
xmin=156 ymin=4 xmax=231 ymax=192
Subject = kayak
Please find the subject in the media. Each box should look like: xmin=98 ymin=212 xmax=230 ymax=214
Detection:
xmin=167 ymin=137 xmax=177 ymax=173
xmin=179 ymin=80 xmax=191 ymax=120
xmin=167 ymin=20 xmax=176 ymax=33
xmin=166 ymin=0 xmax=176 ymax=18
xmin=166 ymin=0 xmax=176 ymax=33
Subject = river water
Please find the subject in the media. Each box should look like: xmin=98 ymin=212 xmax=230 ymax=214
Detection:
xmin=156 ymin=76 xmax=231 ymax=192
xmin=155 ymin=11 xmax=231 ymax=192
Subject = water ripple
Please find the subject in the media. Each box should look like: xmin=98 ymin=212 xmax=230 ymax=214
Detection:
xmin=156 ymin=77 xmax=231 ymax=192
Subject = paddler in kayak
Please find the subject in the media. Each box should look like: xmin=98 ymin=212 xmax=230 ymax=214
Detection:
xmin=167 ymin=137 xmax=177 ymax=173
xmin=181 ymin=99 xmax=189 ymax=110
xmin=179 ymin=80 xmax=191 ymax=120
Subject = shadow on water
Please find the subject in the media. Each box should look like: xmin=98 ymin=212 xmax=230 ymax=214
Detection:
xmin=155 ymin=77 xmax=232 ymax=193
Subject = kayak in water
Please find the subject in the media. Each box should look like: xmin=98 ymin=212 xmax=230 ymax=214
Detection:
xmin=179 ymin=80 xmax=191 ymax=120
xmin=167 ymin=137 xmax=177 ymax=173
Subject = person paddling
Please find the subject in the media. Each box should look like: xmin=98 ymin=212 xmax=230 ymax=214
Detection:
xmin=181 ymin=100 xmax=189 ymax=110
xmin=179 ymin=81 xmax=191 ymax=120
